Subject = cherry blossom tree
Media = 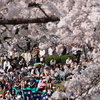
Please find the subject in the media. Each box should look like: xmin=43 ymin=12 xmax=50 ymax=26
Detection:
xmin=0 ymin=0 xmax=100 ymax=99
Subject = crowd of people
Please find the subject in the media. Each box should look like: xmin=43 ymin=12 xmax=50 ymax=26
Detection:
xmin=0 ymin=44 xmax=97 ymax=100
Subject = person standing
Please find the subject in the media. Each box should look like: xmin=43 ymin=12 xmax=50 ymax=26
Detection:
xmin=71 ymin=45 xmax=77 ymax=56
xmin=12 ymin=48 xmax=19 ymax=62
xmin=7 ymin=51 xmax=13 ymax=63
xmin=31 ymin=47 xmax=39 ymax=64
xmin=24 ymin=50 xmax=31 ymax=66
xmin=61 ymin=44 xmax=66 ymax=56
xmin=48 ymin=46 xmax=54 ymax=56
xmin=39 ymin=49 xmax=46 ymax=62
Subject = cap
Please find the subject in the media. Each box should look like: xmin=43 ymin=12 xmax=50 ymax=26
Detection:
xmin=14 ymin=48 xmax=16 ymax=50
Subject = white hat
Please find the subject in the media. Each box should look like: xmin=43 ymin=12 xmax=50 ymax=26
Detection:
xmin=14 ymin=48 xmax=16 ymax=51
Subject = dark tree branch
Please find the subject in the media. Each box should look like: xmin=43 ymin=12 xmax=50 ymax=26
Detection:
xmin=28 ymin=2 xmax=40 ymax=7
xmin=2 ymin=24 xmax=12 ymax=32
xmin=38 ymin=4 xmax=49 ymax=18
xmin=4 ymin=36 xmax=11 ymax=41
xmin=6 ymin=42 xmax=11 ymax=46
xmin=16 ymin=44 xmax=24 ymax=50
xmin=0 ymin=28 xmax=6 ymax=34
xmin=15 ymin=28 xmax=19 ymax=34
xmin=0 ymin=16 xmax=60 ymax=25
xmin=29 ymin=2 xmax=49 ymax=18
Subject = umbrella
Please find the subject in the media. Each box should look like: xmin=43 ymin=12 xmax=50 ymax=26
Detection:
xmin=34 ymin=62 xmax=42 ymax=66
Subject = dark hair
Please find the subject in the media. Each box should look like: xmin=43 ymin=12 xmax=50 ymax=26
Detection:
xmin=51 ymin=58 xmax=54 ymax=60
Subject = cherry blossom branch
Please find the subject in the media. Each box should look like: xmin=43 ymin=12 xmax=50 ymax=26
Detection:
xmin=74 ymin=74 xmax=100 ymax=100
xmin=2 ymin=24 xmax=12 ymax=33
xmin=28 ymin=2 xmax=49 ymax=18
xmin=0 ymin=16 xmax=60 ymax=25
xmin=16 ymin=44 xmax=24 ymax=50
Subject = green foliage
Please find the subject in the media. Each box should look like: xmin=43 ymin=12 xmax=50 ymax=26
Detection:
xmin=45 ymin=56 xmax=61 ymax=65
xmin=60 ymin=55 xmax=75 ymax=64
xmin=45 ymin=55 xmax=75 ymax=65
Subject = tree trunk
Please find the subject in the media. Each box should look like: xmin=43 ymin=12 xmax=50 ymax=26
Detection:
xmin=83 ymin=45 xmax=88 ymax=61
xmin=27 ymin=41 xmax=30 ymax=51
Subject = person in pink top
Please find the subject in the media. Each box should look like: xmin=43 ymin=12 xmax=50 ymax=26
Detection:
xmin=38 ymin=79 xmax=46 ymax=92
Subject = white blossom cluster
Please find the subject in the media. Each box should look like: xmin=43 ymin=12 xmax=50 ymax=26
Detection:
xmin=0 ymin=0 xmax=100 ymax=99
xmin=0 ymin=0 xmax=100 ymax=47
xmin=56 ymin=62 xmax=100 ymax=100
